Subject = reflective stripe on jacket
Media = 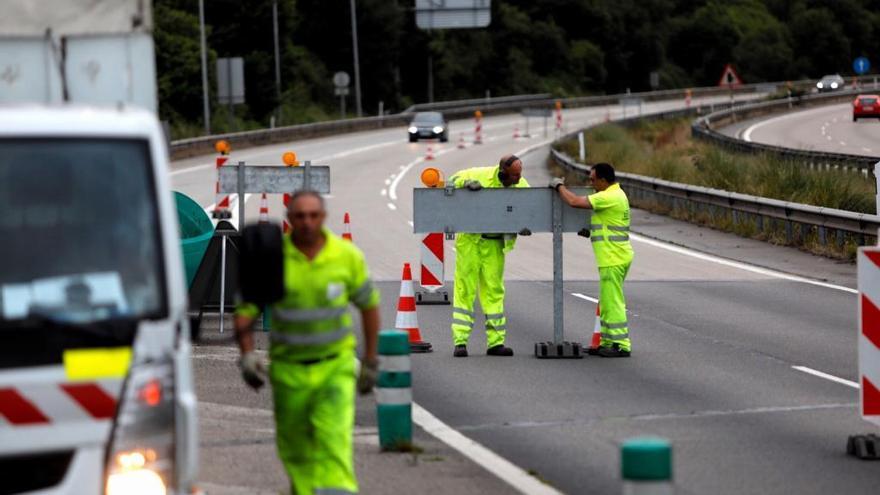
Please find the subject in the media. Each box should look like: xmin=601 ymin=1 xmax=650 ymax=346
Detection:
xmin=588 ymin=183 xmax=634 ymax=267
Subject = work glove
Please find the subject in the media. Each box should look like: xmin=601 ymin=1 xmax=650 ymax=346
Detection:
xmin=239 ymin=351 xmax=267 ymax=390
xmin=518 ymin=228 xmax=532 ymax=236
xmin=357 ymin=358 xmax=378 ymax=395
xmin=463 ymin=180 xmax=483 ymax=191
xmin=549 ymin=177 xmax=565 ymax=190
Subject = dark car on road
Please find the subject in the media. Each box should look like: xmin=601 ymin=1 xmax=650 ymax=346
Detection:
xmin=816 ymin=74 xmax=845 ymax=93
xmin=408 ymin=111 xmax=448 ymax=142
xmin=853 ymin=94 xmax=880 ymax=121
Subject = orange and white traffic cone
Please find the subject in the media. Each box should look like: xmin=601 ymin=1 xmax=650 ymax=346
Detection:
xmin=586 ymin=303 xmax=602 ymax=355
xmin=342 ymin=212 xmax=353 ymax=242
xmin=396 ymin=263 xmax=432 ymax=353
xmin=457 ymin=133 xmax=466 ymax=149
xmin=258 ymin=193 xmax=269 ymax=223
xmin=513 ymin=124 xmax=520 ymax=139
xmin=425 ymin=144 xmax=435 ymax=161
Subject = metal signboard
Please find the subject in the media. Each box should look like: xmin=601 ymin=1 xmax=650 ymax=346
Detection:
xmin=217 ymin=57 xmax=245 ymax=105
xmin=333 ymin=71 xmax=351 ymax=88
xmin=413 ymin=187 xmax=588 ymax=234
xmin=219 ymin=164 xmax=330 ymax=195
xmin=415 ymin=0 xmax=491 ymax=30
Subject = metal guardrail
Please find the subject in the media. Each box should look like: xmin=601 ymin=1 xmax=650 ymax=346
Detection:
xmin=550 ymin=120 xmax=880 ymax=249
xmin=692 ymin=87 xmax=880 ymax=172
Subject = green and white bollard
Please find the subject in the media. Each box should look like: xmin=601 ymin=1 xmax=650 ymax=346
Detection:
xmin=377 ymin=329 xmax=412 ymax=450
xmin=621 ymin=437 xmax=673 ymax=495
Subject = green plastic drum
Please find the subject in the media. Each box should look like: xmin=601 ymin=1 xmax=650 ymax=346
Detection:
xmin=174 ymin=191 xmax=214 ymax=287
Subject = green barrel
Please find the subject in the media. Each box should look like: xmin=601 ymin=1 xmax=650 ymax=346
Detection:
xmin=377 ymin=330 xmax=412 ymax=450
xmin=174 ymin=192 xmax=214 ymax=287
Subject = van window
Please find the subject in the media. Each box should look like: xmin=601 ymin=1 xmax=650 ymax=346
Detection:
xmin=0 ymin=138 xmax=166 ymax=323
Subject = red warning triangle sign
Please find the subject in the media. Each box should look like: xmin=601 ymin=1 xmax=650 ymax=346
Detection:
xmin=718 ymin=64 xmax=743 ymax=88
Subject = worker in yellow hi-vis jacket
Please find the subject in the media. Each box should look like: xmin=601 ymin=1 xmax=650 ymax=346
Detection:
xmin=234 ymin=190 xmax=381 ymax=494
xmin=551 ymin=162 xmax=634 ymax=357
xmin=448 ymin=154 xmax=530 ymax=358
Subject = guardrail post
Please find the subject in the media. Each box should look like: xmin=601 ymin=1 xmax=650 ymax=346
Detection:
xmin=818 ymin=226 xmax=827 ymax=246
xmin=785 ymin=220 xmax=793 ymax=244
xmin=837 ymin=229 xmax=845 ymax=249
xmin=756 ymin=215 xmax=764 ymax=233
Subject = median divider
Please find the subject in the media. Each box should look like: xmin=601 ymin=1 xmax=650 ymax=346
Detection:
xmin=377 ymin=329 xmax=413 ymax=450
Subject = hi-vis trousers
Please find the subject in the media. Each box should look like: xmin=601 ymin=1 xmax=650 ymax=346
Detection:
xmin=451 ymin=237 xmax=507 ymax=347
xmin=598 ymin=262 xmax=631 ymax=351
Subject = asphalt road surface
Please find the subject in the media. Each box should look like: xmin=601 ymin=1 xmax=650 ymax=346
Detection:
xmin=721 ymin=101 xmax=880 ymax=157
xmin=171 ymin=93 xmax=880 ymax=494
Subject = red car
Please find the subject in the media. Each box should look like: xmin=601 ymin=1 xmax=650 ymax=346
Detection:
xmin=853 ymin=94 xmax=880 ymax=121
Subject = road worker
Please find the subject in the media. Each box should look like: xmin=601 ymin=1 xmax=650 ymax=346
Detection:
xmin=234 ymin=190 xmax=381 ymax=494
xmin=551 ymin=163 xmax=634 ymax=357
xmin=448 ymin=154 xmax=530 ymax=357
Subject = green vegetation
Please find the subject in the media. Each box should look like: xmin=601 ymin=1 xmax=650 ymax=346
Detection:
xmin=154 ymin=1 xmax=880 ymax=138
xmin=552 ymin=119 xmax=875 ymax=258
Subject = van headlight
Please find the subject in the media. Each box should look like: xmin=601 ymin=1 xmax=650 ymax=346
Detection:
xmin=105 ymin=359 xmax=175 ymax=495
xmin=408 ymin=126 xmax=418 ymax=133
xmin=432 ymin=126 xmax=444 ymax=133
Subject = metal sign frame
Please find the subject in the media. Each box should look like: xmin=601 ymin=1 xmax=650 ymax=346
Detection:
xmin=413 ymin=186 xmax=591 ymax=357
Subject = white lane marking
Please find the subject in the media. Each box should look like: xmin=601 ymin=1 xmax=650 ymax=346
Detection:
xmin=385 ymin=178 xmax=391 ymax=185
xmin=407 ymin=220 xmax=414 ymax=227
xmin=826 ymin=136 xmax=833 ymax=141
xmin=742 ymin=105 xmax=845 ymax=142
xmin=387 ymin=202 xmax=397 ymax=211
xmin=630 ymin=233 xmax=857 ymax=294
xmin=412 ymin=402 xmax=562 ymax=495
xmin=389 ymin=157 xmax=423 ymax=201
xmin=380 ymin=188 xmax=387 ymax=196
xmin=839 ymin=141 xmax=847 ymax=146
xmin=863 ymin=147 xmax=873 ymax=153
xmin=571 ymin=293 xmax=598 ymax=303
xmin=315 ymin=140 xmax=398 ymax=162
xmin=390 ymin=173 xmax=397 ymax=179
xmin=792 ymin=366 xmax=860 ymax=389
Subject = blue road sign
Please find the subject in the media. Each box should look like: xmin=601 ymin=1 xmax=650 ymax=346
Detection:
xmin=854 ymin=57 xmax=870 ymax=75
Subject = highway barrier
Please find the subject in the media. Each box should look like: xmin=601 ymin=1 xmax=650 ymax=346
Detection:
xmin=621 ymin=437 xmax=673 ymax=495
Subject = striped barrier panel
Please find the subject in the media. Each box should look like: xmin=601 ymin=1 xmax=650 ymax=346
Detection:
xmin=857 ymin=248 xmax=880 ymax=427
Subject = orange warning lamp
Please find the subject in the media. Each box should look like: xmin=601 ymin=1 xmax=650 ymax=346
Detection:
xmin=214 ymin=140 xmax=231 ymax=155
xmin=282 ymin=151 xmax=299 ymax=167
xmin=420 ymin=167 xmax=444 ymax=188
xmin=474 ymin=110 xmax=483 ymax=119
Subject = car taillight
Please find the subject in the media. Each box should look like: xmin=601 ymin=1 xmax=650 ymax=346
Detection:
xmin=105 ymin=359 xmax=175 ymax=495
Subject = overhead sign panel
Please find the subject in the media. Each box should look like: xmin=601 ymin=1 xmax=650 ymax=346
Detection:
xmin=415 ymin=0 xmax=491 ymax=30
xmin=217 ymin=57 xmax=245 ymax=105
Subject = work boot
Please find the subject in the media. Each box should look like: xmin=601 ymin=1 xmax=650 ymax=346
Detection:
xmin=486 ymin=345 xmax=514 ymax=356
xmin=454 ymin=345 xmax=468 ymax=357
xmin=597 ymin=343 xmax=631 ymax=358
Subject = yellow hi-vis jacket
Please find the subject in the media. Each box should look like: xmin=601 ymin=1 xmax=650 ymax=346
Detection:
xmin=449 ymin=165 xmax=531 ymax=254
xmin=588 ymin=183 xmax=634 ymax=267
xmin=236 ymin=228 xmax=380 ymax=362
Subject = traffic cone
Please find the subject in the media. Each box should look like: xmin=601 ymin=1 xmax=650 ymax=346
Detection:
xmin=258 ymin=193 xmax=269 ymax=223
xmin=513 ymin=124 xmax=520 ymax=139
xmin=425 ymin=144 xmax=435 ymax=161
xmin=342 ymin=212 xmax=353 ymax=242
xmin=396 ymin=263 xmax=432 ymax=353
xmin=457 ymin=133 xmax=466 ymax=149
xmin=586 ymin=303 xmax=601 ymax=355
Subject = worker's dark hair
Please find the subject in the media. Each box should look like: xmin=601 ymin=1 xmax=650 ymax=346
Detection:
xmin=591 ymin=162 xmax=616 ymax=183
xmin=287 ymin=190 xmax=325 ymax=211
xmin=500 ymin=154 xmax=520 ymax=169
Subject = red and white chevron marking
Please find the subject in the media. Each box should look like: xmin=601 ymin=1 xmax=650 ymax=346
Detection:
xmin=213 ymin=154 xmax=231 ymax=215
xmin=474 ymin=116 xmax=483 ymax=144
xmin=419 ymin=233 xmax=444 ymax=290
xmin=282 ymin=193 xmax=291 ymax=234
xmin=0 ymin=381 xmax=120 ymax=426
xmin=858 ymin=247 xmax=880 ymax=427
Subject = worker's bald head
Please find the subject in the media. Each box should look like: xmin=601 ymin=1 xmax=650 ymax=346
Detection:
xmin=498 ymin=154 xmax=523 ymax=187
xmin=287 ymin=190 xmax=326 ymax=242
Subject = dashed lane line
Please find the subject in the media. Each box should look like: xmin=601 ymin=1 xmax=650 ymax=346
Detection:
xmin=792 ymin=366 xmax=860 ymax=389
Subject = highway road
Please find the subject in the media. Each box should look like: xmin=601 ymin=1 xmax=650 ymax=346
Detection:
xmin=171 ymin=94 xmax=880 ymax=494
xmin=722 ymin=101 xmax=880 ymax=157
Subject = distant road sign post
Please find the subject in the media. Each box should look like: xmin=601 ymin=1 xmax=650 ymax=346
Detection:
xmin=854 ymin=57 xmax=871 ymax=76
xmin=718 ymin=63 xmax=743 ymax=107
xmin=333 ymin=71 xmax=351 ymax=119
